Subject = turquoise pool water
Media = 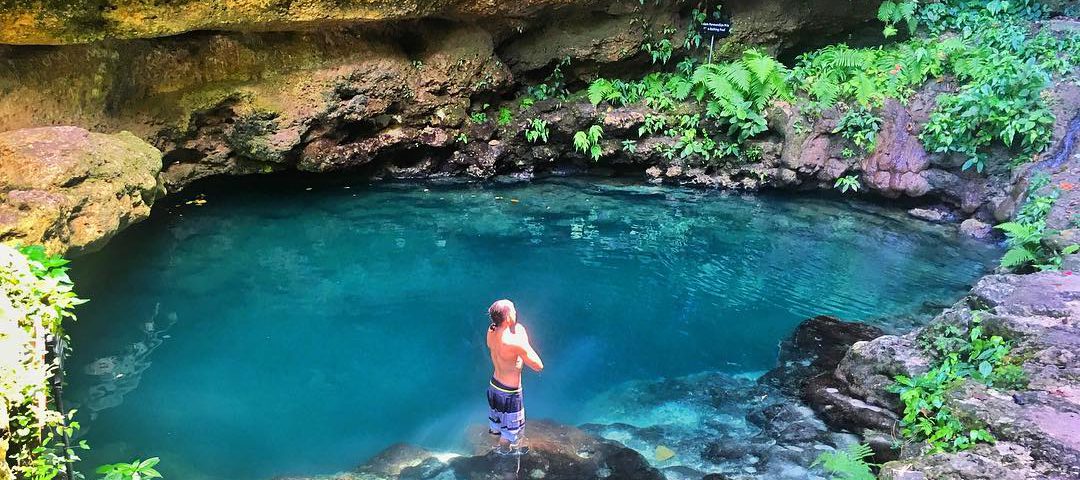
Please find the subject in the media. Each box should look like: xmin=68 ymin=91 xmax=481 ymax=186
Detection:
xmin=66 ymin=177 xmax=998 ymax=479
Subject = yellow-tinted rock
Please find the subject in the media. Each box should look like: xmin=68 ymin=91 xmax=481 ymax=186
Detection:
xmin=0 ymin=127 xmax=164 ymax=256
xmin=655 ymin=445 xmax=676 ymax=461
xmin=0 ymin=0 xmax=600 ymax=45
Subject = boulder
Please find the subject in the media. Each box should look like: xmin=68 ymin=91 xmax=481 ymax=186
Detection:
xmin=760 ymin=315 xmax=885 ymax=396
xmin=960 ymin=218 xmax=994 ymax=240
xmin=0 ymin=127 xmax=163 ymax=256
xmin=823 ymin=266 xmax=1080 ymax=479
xmin=907 ymin=207 xmax=956 ymax=224
xmin=450 ymin=420 xmax=664 ymax=480
xmin=862 ymin=100 xmax=931 ymax=198
xmin=879 ymin=443 xmax=1062 ymax=480
xmin=835 ymin=333 xmax=930 ymax=412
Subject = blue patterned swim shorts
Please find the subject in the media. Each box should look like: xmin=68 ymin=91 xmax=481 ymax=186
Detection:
xmin=487 ymin=378 xmax=525 ymax=444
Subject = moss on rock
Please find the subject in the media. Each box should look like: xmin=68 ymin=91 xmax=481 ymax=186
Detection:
xmin=0 ymin=126 xmax=164 ymax=256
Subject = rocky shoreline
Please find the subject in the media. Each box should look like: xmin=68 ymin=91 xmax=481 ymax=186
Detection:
xmin=264 ymin=266 xmax=1080 ymax=480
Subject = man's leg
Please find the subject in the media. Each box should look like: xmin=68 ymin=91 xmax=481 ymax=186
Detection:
xmin=487 ymin=389 xmax=501 ymax=436
xmin=501 ymin=408 xmax=525 ymax=447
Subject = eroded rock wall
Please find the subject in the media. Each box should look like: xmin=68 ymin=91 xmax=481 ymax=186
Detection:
xmin=0 ymin=126 xmax=163 ymax=255
xmin=0 ymin=0 xmax=881 ymax=46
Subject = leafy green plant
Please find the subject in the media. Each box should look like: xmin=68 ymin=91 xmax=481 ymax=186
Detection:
xmin=622 ymin=139 xmax=638 ymax=154
xmin=527 ymin=57 xmax=571 ymax=102
xmin=96 ymin=458 xmax=162 ymax=480
xmin=743 ymin=145 xmax=764 ymax=162
xmin=497 ymin=107 xmax=513 ymax=127
xmin=456 ymin=133 xmax=468 ymax=145
xmin=891 ymin=357 xmax=996 ymax=453
xmin=524 ymin=118 xmax=550 ymax=143
xmin=834 ymin=175 xmax=861 ymax=193
xmin=683 ymin=8 xmax=708 ymax=49
xmin=915 ymin=2 xmax=1061 ymax=173
xmin=639 ymin=114 xmax=668 ymax=137
xmin=642 ymin=38 xmax=674 ymax=65
xmin=2 ymin=245 xmax=88 ymax=479
xmin=470 ymin=112 xmax=488 ymax=124
xmin=921 ymin=55 xmax=1054 ymax=172
xmin=812 ymin=443 xmax=876 ymax=480
xmin=573 ymin=125 xmax=604 ymax=161
xmin=890 ymin=314 xmax=1024 ymax=453
xmin=996 ymin=179 xmax=1079 ymax=271
xmin=689 ymin=49 xmax=791 ymax=142
xmin=996 ymin=221 xmax=1079 ymax=271
xmin=833 ymin=107 xmax=882 ymax=152
xmin=878 ymin=0 xmax=919 ymax=37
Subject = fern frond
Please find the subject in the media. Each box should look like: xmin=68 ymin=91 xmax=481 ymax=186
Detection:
xmin=813 ymin=443 xmax=876 ymax=480
xmin=878 ymin=1 xmax=898 ymax=23
xmin=810 ymin=77 xmax=841 ymax=107
xmin=587 ymin=79 xmax=612 ymax=106
xmin=1000 ymin=247 xmax=1037 ymax=268
xmin=723 ymin=63 xmax=753 ymax=95
xmin=745 ymin=50 xmax=779 ymax=85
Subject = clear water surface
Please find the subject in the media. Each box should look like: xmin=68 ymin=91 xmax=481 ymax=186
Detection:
xmin=66 ymin=177 xmax=999 ymax=479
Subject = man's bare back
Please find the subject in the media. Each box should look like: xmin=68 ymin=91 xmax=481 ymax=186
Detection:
xmin=487 ymin=323 xmax=543 ymax=388
xmin=485 ymin=299 xmax=543 ymax=447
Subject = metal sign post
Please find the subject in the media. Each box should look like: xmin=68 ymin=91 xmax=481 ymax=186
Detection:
xmin=699 ymin=12 xmax=732 ymax=65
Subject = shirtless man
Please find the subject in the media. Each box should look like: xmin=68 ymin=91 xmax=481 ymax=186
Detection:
xmin=486 ymin=299 xmax=544 ymax=450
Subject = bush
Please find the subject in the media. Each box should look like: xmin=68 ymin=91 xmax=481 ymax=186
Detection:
xmin=890 ymin=313 xmax=1025 ymax=453
xmin=1 ymin=245 xmax=87 ymax=479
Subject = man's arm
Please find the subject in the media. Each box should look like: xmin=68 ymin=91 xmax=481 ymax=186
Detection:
xmin=516 ymin=326 xmax=544 ymax=372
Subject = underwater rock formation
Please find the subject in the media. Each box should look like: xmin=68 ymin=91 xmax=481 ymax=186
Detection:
xmin=577 ymin=370 xmax=860 ymax=479
xmin=0 ymin=126 xmax=163 ymax=256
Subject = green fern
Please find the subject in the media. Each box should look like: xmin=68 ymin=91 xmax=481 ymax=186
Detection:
xmin=573 ymin=125 xmax=604 ymax=161
xmin=878 ymin=0 xmax=919 ymax=37
xmin=812 ymin=443 xmax=876 ymax=480
xmin=587 ymin=79 xmax=614 ymax=106
xmin=690 ymin=49 xmax=790 ymax=142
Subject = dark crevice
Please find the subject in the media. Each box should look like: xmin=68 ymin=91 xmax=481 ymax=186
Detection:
xmin=161 ymin=147 xmax=205 ymax=166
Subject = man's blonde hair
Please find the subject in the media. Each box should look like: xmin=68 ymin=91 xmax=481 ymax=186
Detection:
xmin=488 ymin=299 xmax=515 ymax=330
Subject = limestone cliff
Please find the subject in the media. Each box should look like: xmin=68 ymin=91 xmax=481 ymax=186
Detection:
xmin=0 ymin=127 xmax=163 ymax=255
xmin=0 ymin=0 xmax=880 ymax=45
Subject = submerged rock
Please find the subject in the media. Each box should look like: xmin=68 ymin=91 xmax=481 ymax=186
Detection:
xmin=0 ymin=126 xmax=164 ymax=256
xmin=577 ymin=370 xmax=858 ymax=479
xmin=960 ymin=218 xmax=994 ymax=240
xmin=908 ymin=207 xmax=957 ymax=224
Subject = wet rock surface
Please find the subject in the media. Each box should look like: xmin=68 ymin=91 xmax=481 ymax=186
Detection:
xmin=0 ymin=126 xmax=163 ymax=256
xmin=817 ymin=258 xmax=1080 ymax=479
xmin=279 ymin=420 xmax=664 ymax=480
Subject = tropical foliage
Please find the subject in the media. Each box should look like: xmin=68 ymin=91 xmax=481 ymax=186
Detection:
xmin=997 ymin=173 xmax=1080 ymax=271
xmin=890 ymin=313 xmax=1026 ymax=453
xmin=575 ymin=0 xmax=1076 ymax=175
xmin=573 ymin=125 xmax=605 ymax=161
xmin=834 ymin=175 xmax=862 ymax=193
xmin=812 ymin=443 xmax=876 ymax=480
xmin=1 ymin=245 xmax=87 ymax=479
xmin=96 ymin=458 xmax=163 ymax=480
xmin=524 ymin=118 xmax=550 ymax=144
